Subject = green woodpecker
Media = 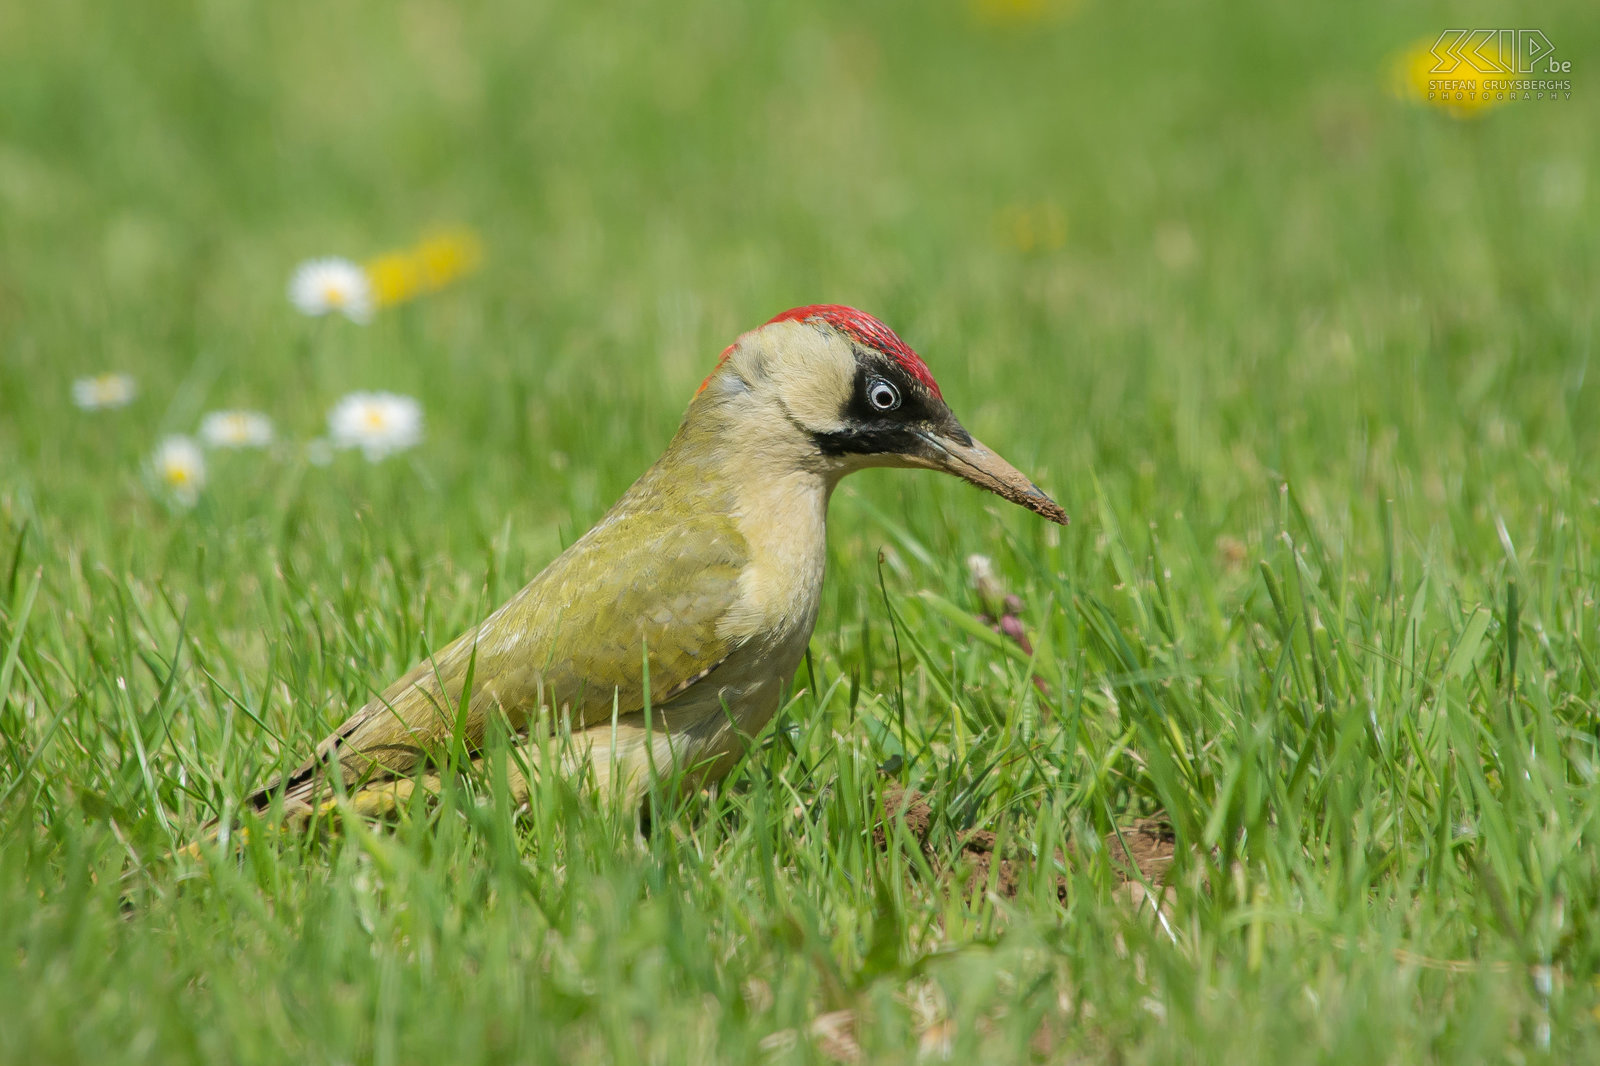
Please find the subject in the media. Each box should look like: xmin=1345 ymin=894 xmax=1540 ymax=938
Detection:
xmin=251 ymin=305 xmax=1066 ymax=820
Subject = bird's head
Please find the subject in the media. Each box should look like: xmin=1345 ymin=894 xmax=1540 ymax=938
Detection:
xmin=693 ymin=305 xmax=1067 ymax=524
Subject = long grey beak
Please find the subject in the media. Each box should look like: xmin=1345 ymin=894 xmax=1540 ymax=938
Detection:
xmin=915 ymin=429 xmax=1068 ymax=525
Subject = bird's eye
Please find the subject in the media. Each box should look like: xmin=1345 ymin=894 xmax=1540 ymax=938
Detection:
xmin=867 ymin=378 xmax=901 ymax=412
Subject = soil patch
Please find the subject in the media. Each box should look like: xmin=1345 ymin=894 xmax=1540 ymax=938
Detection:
xmin=874 ymin=784 xmax=1175 ymax=901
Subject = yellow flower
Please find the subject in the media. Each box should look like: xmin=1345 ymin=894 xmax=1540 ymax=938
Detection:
xmin=995 ymin=202 xmax=1067 ymax=254
xmin=365 ymin=228 xmax=483 ymax=309
xmin=1389 ymin=35 xmax=1505 ymax=119
xmin=969 ymin=0 xmax=1081 ymax=25
xmin=365 ymin=252 xmax=424 ymax=309
xmin=416 ymin=229 xmax=483 ymax=288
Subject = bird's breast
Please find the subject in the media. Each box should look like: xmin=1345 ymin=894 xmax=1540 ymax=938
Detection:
xmin=717 ymin=470 xmax=831 ymax=659
xmin=650 ymin=472 xmax=829 ymax=772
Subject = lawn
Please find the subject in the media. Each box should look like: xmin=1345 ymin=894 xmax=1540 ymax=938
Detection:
xmin=2 ymin=0 xmax=1598 ymax=1062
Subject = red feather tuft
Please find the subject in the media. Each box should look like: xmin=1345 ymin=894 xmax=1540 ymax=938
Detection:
xmin=765 ymin=305 xmax=943 ymax=400
xmin=695 ymin=342 xmax=738 ymax=396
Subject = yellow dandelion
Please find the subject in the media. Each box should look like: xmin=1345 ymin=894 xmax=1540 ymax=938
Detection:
xmin=365 ymin=251 xmax=425 ymax=309
xmin=970 ymin=0 xmax=1081 ymax=26
xmin=1389 ymin=34 xmax=1506 ymax=119
xmin=365 ymin=228 xmax=483 ymax=309
xmin=416 ymin=228 xmax=483 ymax=288
xmin=995 ymin=201 xmax=1067 ymax=254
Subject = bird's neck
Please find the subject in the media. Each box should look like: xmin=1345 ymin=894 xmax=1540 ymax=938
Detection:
xmin=658 ymin=388 xmax=842 ymax=509
xmin=640 ymin=392 xmax=836 ymax=646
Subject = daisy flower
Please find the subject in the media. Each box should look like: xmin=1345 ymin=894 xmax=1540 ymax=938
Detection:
xmin=72 ymin=373 xmax=137 ymax=411
xmin=288 ymin=257 xmax=374 ymax=322
xmin=151 ymin=435 xmax=206 ymax=507
xmin=199 ymin=410 xmax=275 ymax=449
xmin=328 ymin=391 xmax=423 ymax=461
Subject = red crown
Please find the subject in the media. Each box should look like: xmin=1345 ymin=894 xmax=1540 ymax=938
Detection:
xmin=698 ymin=305 xmax=942 ymax=399
xmin=765 ymin=305 xmax=942 ymax=399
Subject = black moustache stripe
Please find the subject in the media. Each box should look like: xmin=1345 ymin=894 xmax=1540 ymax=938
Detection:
xmin=811 ymin=425 xmax=926 ymax=458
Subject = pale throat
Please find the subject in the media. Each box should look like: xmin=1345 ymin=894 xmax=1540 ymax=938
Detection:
xmin=727 ymin=452 xmax=832 ymax=567
xmin=718 ymin=423 xmax=835 ymax=646
xmin=692 ymin=380 xmax=844 ymax=579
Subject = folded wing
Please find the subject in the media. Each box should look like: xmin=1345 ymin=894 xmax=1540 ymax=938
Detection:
xmin=252 ymin=509 xmax=749 ymax=813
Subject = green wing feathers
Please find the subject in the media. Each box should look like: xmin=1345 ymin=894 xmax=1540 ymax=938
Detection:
xmin=253 ymin=507 xmax=748 ymax=813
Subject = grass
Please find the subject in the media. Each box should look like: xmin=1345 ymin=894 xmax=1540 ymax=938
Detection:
xmin=2 ymin=0 xmax=1599 ymax=1061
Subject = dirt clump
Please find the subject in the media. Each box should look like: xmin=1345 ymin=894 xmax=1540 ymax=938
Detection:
xmin=874 ymin=784 xmax=1176 ymax=902
xmin=1104 ymin=817 xmax=1176 ymax=885
xmin=872 ymin=784 xmax=934 ymax=849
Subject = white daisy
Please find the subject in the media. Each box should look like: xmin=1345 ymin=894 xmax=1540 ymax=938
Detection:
xmin=72 ymin=373 xmax=137 ymax=410
xmin=964 ymin=553 xmax=998 ymax=588
xmin=328 ymin=391 xmax=423 ymax=461
xmin=288 ymin=257 xmax=373 ymax=322
xmin=199 ymin=410 xmax=274 ymax=449
xmin=965 ymin=552 xmax=1005 ymax=612
xmin=151 ymin=435 xmax=206 ymax=506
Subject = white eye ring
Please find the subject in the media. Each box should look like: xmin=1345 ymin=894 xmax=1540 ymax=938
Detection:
xmin=867 ymin=378 xmax=900 ymax=411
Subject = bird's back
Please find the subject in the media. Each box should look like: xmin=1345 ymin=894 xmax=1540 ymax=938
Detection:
xmin=254 ymin=429 xmax=758 ymax=814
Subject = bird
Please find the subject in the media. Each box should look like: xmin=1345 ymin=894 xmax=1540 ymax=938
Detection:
xmin=247 ymin=305 xmax=1067 ymax=823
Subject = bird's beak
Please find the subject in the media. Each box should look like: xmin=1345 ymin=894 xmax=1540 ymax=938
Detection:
xmin=912 ymin=427 xmax=1069 ymax=525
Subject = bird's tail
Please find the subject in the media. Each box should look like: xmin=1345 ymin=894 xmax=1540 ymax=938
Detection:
xmin=179 ymin=715 xmax=683 ymax=857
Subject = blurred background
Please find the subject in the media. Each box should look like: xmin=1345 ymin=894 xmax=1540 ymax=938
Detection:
xmin=4 ymin=0 xmax=1594 ymax=546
